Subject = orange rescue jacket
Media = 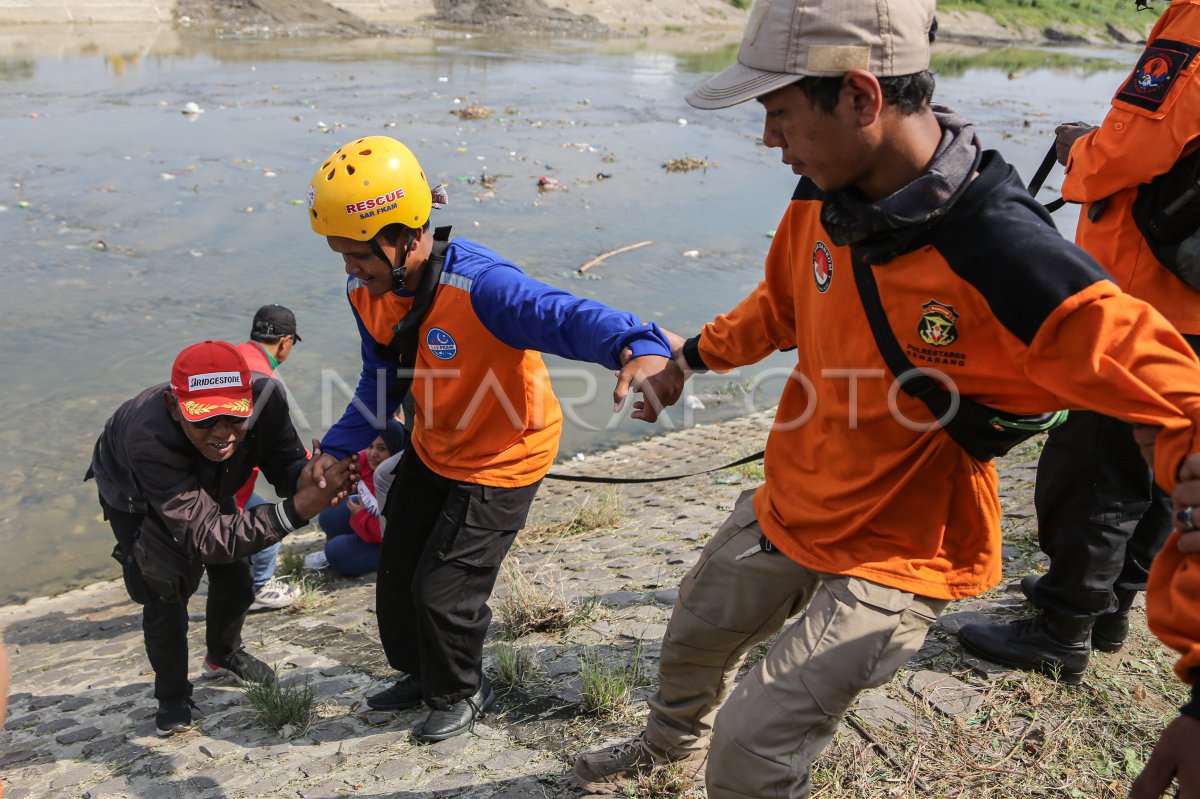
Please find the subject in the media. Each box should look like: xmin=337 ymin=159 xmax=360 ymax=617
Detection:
xmin=696 ymin=152 xmax=1200 ymax=602
xmin=1063 ymin=0 xmax=1200 ymax=334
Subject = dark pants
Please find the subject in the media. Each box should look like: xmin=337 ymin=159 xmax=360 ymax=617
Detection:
xmin=1031 ymin=333 xmax=1200 ymax=620
xmin=104 ymin=502 xmax=254 ymax=703
xmin=378 ymin=450 xmax=539 ymax=709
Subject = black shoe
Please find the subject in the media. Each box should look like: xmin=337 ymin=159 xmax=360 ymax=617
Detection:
xmin=202 ymin=649 xmax=276 ymax=685
xmin=1020 ymin=574 xmax=1040 ymax=604
xmin=366 ymin=676 xmax=425 ymax=711
xmin=1092 ymin=588 xmax=1136 ymax=653
xmin=155 ymin=697 xmax=197 ymax=737
xmin=1022 ymin=576 xmax=1133 ymax=653
xmin=958 ymin=614 xmax=1091 ymax=684
xmin=415 ymin=677 xmax=496 ymax=742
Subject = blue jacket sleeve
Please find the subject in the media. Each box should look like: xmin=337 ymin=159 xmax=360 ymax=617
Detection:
xmin=319 ymin=285 xmax=404 ymax=459
xmin=468 ymin=264 xmax=670 ymax=368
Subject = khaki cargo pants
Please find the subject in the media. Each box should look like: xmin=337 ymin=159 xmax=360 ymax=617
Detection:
xmin=645 ymin=490 xmax=948 ymax=799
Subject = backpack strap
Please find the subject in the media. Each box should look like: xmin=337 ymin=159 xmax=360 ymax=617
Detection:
xmin=1027 ymin=140 xmax=1068 ymax=213
xmin=851 ymin=251 xmax=1066 ymax=461
xmin=372 ymin=226 xmax=452 ymax=418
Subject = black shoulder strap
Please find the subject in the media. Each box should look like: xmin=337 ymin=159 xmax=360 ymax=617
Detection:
xmin=851 ymin=252 xmax=1065 ymax=461
xmin=373 ymin=226 xmax=452 ymax=418
xmin=1028 ymin=140 xmax=1067 ymax=213
xmin=851 ymin=253 xmax=955 ymax=418
xmin=377 ymin=225 xmax=453 ymax=365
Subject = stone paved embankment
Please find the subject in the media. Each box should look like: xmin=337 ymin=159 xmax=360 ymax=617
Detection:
xmin=0 ymin=410 xmax=1181 ymax=799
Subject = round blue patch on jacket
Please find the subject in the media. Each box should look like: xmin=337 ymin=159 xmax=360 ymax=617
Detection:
xmin=426 ymin=327 xmax=458 ymax=360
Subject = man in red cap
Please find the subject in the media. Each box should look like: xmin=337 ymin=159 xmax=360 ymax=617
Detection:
xmin=87 ymin=340 xmax=353 ymax=736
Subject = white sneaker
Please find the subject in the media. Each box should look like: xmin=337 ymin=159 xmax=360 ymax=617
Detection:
xmin=249 ymin=577 xmax=299 ymax=611
xmin=303 ymin=551 xmax=329 ymax=571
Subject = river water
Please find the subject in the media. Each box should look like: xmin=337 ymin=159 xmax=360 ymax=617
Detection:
xmin=0 ymin=24 xmax=1138 ymax=604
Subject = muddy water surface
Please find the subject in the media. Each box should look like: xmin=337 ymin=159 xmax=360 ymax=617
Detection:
xmin=0 ymin=26 xmax=1137 ymax=603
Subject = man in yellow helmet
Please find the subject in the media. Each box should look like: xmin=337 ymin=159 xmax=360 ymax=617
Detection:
xmin=305 ymin=136 xmax=683 ymax=742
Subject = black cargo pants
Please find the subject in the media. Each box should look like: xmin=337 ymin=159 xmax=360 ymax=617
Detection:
xmin=378 ymin=450 xmax=539 ymax=709
xmin=1031 ymin=333 xmax=1200 ymax=619
xmin=104 ymin=501 xmax=254 ymax=702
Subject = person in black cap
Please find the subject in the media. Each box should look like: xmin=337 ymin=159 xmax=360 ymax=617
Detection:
xmin=236 ymin=305 xmax=305 ymax=611
xmin=249 ymin=304 xmax=302 ymax=362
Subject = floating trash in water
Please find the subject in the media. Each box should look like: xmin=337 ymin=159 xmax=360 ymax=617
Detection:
xmin=91 ymin=240 xmax=107 ymax=251
xmin=596 ymin=172 xmax=613 ymax=181
xmin=663 ymin=156 xmax=717 ymax=173
xmin=682 ymin=250 xmax=700 ymax=258
xmin=537 ymin=176 xmax=559 ymax=189
xmin=182 ymin=102 xmax=204 ymax=116
xmin=16 ymin=200 xmax=30 ymax=208
xmin=159 ymin=173 xmax=176 ymax=181
xmin=766 ymin=229 xmax=776 ymax=238
xmin=677 ymin=118 xmax=688 ymax=126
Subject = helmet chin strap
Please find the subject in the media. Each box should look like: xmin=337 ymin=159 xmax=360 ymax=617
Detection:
xmin=368 ymin=231 xmax=412 ymax=293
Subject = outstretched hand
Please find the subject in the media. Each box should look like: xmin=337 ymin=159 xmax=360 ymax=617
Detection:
xmin=613 ymin=355 xmax=685 ymax=423
xmin=1053 ymin=122 xmax=1096 ymax=166
xmin=1130 ymin=714 xmax=1200 ymax=799
xmin=1174 ymin=451 xmax=1200 ymax=553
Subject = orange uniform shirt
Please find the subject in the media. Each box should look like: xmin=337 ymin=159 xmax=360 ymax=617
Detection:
xmin=1065 ymin=0 xmax=1200 ymax=686
xmin=698 ymin=152 xmax=1200 ymax=602
xmin=1062 ymin=0 xmax=1200 ymax=334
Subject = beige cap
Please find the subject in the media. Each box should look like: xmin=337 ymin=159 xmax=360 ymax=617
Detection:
xmin=686 ymin=0 xmax=936 ymax=110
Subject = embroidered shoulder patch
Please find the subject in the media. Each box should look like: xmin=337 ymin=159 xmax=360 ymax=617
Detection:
xmin=1116 ymin=38 xmax=1199 ymax=112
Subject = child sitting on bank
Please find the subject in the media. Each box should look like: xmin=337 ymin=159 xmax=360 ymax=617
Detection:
xmin=315 ymin=420 xmax=406 ymax=576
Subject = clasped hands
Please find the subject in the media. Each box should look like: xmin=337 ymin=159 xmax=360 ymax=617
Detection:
xmin=295 ymin=440 xmax=359 ymax=520
xmin=613 ymin=328 xmax=692 ymax=423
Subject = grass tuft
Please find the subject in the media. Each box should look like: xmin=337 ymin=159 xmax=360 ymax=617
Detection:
xmin=622 ymin=760 xmax=703 ymax=798
xmin=243 ymin=674 xmax=317 ymax=737
xmin=525 ymin=488 xmax=626 ymax=542
xmin=497 ymin=559 xmax=599 ymax=638
xmin=493 ymin=642 xmax=544 ymax=689
xmin=276 ymin=546 xmax=305 ymax=578
xmin=580 ymin=639 xmax=646 ymax=719
xmin=284 ymin=571 xmax=331 ymax=615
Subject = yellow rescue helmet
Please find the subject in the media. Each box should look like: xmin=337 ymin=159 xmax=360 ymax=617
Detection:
xmin=307 ymin=136 xmax=432 ymax=240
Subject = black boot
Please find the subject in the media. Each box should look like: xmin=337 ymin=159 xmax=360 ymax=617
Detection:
xmin=366 ymin=676 xmax=424 ymax=711
xmin=415 ymin=676 xmax=496 ymax=743
xmin=958 ymin=613 xmax=1091 ymax=684
xmin=1020 ymin=574 xmax=1041 ymax=604
xmin=1092 ymin=588 xmax=1136 ymax=653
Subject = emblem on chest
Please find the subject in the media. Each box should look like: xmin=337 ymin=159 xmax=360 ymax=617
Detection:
xmin=917 ymin=300 xmax=959 ymax=347
xmin=812 ymin=242 xmax=833 ymax=293
xmin=426 ymin=327 xmax=458 ymax=360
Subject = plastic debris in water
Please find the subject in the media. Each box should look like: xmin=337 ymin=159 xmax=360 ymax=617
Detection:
xmin=537 ymin=176 xmax=559 ymax=188
xmin=182 ymin=102 xmax=204 ymax=116
xmin=682 ymin=250 xmax=700 ymax=258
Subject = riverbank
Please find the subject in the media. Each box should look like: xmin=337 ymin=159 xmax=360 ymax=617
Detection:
xmin=0 ymin=0 xmax=1158 ymax=43
xmin=0 ymin=411 xmax=1186 ymax=799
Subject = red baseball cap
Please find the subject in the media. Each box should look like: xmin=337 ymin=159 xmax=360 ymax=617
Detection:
xmin=170 ymin=341 xmax=254 ymax=423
